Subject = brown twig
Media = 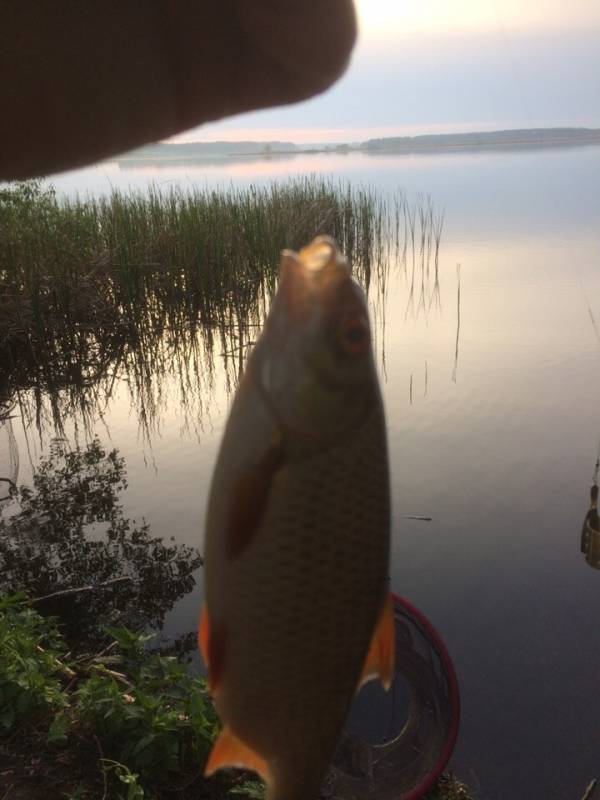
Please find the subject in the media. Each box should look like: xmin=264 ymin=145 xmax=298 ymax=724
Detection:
xmin=35 ymin=644 xmax=76 ymax=679
xmin=94 ymin=640 xmax=120 ymax=660
xmin=91 ymin=665 xmax=132 ymax=686
xmin=27 ymin=576 xmax=133 ymax=605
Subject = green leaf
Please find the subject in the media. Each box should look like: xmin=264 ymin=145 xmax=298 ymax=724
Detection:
xmin=16 ymin=690 xmax=32 ymax=713
xmin=48 ymin=711 xmax=70 ymax=744
xmin=131 ymin=733 xmax=155 ymax=758
xmin=0 ymin=593 xmax=28 ymax=610
xmin=0 ymin=707 xmax=16 ymax=731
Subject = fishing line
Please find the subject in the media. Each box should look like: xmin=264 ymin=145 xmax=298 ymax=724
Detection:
xmin=575 ymin=265 xmax=600 ymax=345
xmin=572 ymin=263 xmax=600 ymax=486
xmin=592 ymin=439 xmax=600 ymax=487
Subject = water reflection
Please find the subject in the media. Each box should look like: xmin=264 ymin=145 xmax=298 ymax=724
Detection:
xmin=0 ymin=412 xmax=18 ymax=503
xmin=580 ymin=456 xmax=600 ymax=570
xmin=402 ymin=196 xmax=444 ymax=319
xmin=116 ymin=151 xmax=301 ymax=171
xmin=0 ymin=438 xmax=203 ymax=648
xmin=452 ymin=264 xmax=461 ymax=384
xmin=2 ymin=284 xmax=262 ymax=443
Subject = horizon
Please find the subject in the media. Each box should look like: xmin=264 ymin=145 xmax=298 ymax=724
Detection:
xmin=161 ymin=123 xmax=600 ymax=148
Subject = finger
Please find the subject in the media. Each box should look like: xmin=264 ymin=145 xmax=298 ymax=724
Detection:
xmin=0 ymin=0 xmax=356 ymax=181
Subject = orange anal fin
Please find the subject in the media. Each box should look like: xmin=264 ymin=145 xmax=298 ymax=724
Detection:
xmin=205 ymin=726 xmax=270 ymax=783
xmin=359 ymin=593 xmax=396 ymax=691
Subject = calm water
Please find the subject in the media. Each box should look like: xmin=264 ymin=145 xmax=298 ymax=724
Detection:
xmin=2 ymin=145 xmax=600 ymax=799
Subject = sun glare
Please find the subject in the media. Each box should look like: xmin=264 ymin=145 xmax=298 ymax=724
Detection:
xmin=356 ymin=0 xmax=496 ymax=34
xmin=355 ymin=0 xmax=600 ymax=36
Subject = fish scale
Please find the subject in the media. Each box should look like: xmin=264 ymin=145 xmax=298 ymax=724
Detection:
xmin=216 ymin=412 xmax=387 ymax=785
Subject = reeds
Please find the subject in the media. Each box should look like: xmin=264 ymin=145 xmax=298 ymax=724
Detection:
xmin=0 ymin=180 xmax=381 ymax=347
xmin=0 ymin=179 xmax=444 ymax=436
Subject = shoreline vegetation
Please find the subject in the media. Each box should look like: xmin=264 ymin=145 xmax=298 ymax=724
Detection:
xmin=118 ymin=127 xmax=600 ymax=166
xmin=0 ymin=596 xmax=473 ymax=800
xmin=0 ymin=437 xmax=471 ymax=799
xmin=0 ymin=181 xmax=472 ymax=798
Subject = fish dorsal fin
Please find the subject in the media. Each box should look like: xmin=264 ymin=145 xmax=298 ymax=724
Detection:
xmin=226 ymin=431 xmax=284 ymax=561
xmin=359 ymin=593 xmax=395 ymax=691
xmin=205 ymin=726 xmax=270 ymax=782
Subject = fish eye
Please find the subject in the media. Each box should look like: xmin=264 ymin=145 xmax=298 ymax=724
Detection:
xmin=337 ymin=313 xmax=370 ymax=356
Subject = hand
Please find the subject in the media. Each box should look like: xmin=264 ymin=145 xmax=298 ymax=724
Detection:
xmin=0 ymin=0 xmax=356 ymax=181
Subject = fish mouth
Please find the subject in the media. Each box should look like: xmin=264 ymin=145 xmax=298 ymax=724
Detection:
xmin=278 ymin=236 xmax=351 ymax=311
xmin=299 ymin=236 xmax=347 ymax=274
xmin=250 ymin=236 xmax=376 ymax=447
xmin=276 ymin=238 xmax=366 ymax=348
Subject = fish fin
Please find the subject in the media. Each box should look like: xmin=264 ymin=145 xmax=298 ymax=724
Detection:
xmin=226 ymin=431 xmax=284 ymax=561
xmin=198 ymin=606 xmax=226 ymax=693
xmin=359 ymin=593 xmax=395 ymax=691
xmin=198 ymin=605 xmax=209 ymax=666
xmin=204 ymin=726 xmax=270 ymax=782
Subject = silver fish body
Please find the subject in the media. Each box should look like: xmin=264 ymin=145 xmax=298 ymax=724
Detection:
xmin=202 ymin=237 xmax=392 ymax=800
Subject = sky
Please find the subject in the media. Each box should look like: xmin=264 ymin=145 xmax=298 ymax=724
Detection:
xmin=171 ymin=0 xmax=600 ymax=144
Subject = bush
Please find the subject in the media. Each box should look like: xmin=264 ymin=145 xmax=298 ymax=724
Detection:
xmin=0 ymin=598 xmax=218 ymax=798
xmin=0 ymin=594 xmax=68 ymax=732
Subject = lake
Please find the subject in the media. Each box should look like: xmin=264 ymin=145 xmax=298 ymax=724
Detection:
xmin=2 ymin=144 xmax=600 ymax=799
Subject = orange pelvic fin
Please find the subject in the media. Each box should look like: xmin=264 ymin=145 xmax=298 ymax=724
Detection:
xmin=359 ymin=593 xmax=396 ymax=691
xmin=205 ymin=726 xmax=270 ymax=782
xmin=198 ymin=605 xmax=226 ymax=693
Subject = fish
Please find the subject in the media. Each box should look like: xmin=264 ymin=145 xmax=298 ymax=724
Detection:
xmin=200 ymin=236 xmax=394 ymax=800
